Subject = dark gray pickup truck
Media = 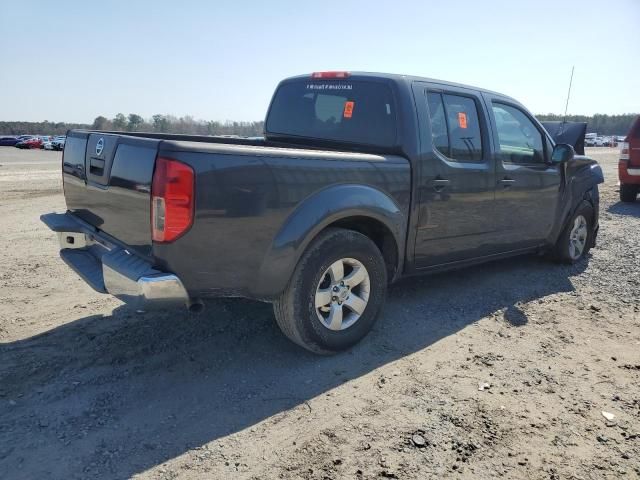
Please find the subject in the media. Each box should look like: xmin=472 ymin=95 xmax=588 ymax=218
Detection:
xmin=42 ymin=71 xmax=604 ymax=354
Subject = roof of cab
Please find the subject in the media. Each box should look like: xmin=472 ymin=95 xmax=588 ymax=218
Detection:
xmin=284 ymin=71 xmax=519 ymax=104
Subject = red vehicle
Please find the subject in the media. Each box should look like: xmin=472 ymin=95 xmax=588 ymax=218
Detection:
xmin=619 ymin=116 xmax=640 ymax=202
xmin=15 ymin=137 xmax=43 ymax=149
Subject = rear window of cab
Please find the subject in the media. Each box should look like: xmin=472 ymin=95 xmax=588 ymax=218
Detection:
xmin=266 ymin=80 xmax=397 ymax=148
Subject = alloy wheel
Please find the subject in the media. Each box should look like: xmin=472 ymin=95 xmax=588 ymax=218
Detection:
xmin=314 ymin=258 xmax=371 ymax=331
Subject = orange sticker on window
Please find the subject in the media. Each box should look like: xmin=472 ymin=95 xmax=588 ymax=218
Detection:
xmin=343 ymin=101 xmax=355 ymax=119
xmin=458 ymin=112 xmax=468 ymax=129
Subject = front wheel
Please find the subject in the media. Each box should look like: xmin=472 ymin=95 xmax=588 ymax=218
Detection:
xmin=273 ymin=228 xmax=387 ymax=354
xmin=620 ymin=184 xmax=638 ymax=203
xmin=553 ymin=202 xmax=594 ymax=264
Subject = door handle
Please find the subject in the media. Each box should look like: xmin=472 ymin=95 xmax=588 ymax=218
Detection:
xmin=432 ymin=179 xmax=450 ymax=191
xmin=499 ymin=178 xmax=516 ymax=187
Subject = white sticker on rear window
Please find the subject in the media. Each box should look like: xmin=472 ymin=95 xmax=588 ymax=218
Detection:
xmin=306 ymin=83 xmax=353 ymax=91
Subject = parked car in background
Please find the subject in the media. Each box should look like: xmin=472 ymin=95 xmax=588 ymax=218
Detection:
xmin=53 ymin=136 xmax=66 ymax=150
xmin=15 ymin=137 xmax=43 ymax=149
xmin=44 ymin=136 xmax=66 ymax=150
xmin=619 ymin=116 xmax=640 ymax=202
xmin=0 ymin=136 xmax=19 ymax=146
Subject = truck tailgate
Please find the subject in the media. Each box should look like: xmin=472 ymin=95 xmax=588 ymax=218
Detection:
xmin=62 ymin=131 xmax=159 ymax=255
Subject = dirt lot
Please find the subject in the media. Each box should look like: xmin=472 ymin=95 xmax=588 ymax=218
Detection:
xmin=0 ymin=147 xmax=638 ymax=480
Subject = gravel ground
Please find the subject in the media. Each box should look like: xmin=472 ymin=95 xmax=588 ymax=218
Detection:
xmin=0 ymin=147 xmax=638 ymax=480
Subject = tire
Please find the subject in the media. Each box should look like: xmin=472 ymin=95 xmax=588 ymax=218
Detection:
xmin=553 ymin=202 xmax=594 ymax=264
xmin=273 ymin=228 xmax=387 ymax=354
xmin=620 ymin=184 xmax=638 ymax=203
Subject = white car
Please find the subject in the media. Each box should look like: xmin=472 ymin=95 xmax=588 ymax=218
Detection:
xmin=44 ymin=136 xmax=66 ymax=151
xmin=52 ymin=136 xmax=66 ymax=150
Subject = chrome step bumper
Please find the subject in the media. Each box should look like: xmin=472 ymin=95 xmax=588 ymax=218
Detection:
xmin=41 ymin=212 xmax=189 ymax=309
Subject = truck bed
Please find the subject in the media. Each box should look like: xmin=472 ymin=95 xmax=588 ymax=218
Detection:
xmin=60 ymin=129 xmax=411 ymax=299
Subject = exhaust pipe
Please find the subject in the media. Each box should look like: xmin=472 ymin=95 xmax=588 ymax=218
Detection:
xmin=187 ymin=298 xmax=205 ymax=314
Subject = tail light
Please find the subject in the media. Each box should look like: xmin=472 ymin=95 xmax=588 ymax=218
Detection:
xmin=151 ymin=157 xmax=194 ymax=243
xmin=626 ymin=141 xmax=640 ymax=168
xmin=619 ymin=142 xmax=629 ymax=161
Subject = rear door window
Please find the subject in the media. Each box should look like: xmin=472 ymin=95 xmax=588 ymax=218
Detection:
xmin=266 ymin=80 xmax=397 ymax=148
xmin=426 ymin=92 xmax=450 ymax=157
xmin=426 ymin=92 xmax=483 ymax=162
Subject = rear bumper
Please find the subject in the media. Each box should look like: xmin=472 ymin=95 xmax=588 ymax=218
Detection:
xmin=40 ymin=212 xmax=190 ymax=310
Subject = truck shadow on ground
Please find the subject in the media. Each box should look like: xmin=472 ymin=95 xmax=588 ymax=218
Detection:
xmin=0 ymin=255 xmax=587 ymax=479
xmin=607 ymin=200 xmax=640 ymax=217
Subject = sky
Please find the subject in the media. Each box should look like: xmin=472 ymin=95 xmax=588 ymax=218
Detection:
xmin=1 ymin=0 xmax=638 ymax=123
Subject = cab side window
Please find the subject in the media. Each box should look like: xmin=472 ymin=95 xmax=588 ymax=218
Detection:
xmin=426 ymin=92 xmax=450 ymax=157
xmin=492 ymin=103 xmax=545 ymax=165
xmin=426 ymin=92 xmax=483 ymax=162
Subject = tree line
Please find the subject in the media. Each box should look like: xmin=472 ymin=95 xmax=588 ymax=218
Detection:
xmin=90 ymin=114 xmax=264 ymax=137
xmin=0 ymin=112 xmax=637 ymax=137
xmin=536 ymin=113 xmax=638 ymax=135
xmin=0 ymin=120 xmax=92 ymax=136
xmin=0 ymin=114 xmax=265 ymax=137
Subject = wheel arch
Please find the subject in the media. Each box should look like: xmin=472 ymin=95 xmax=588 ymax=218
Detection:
xmin=251 ymin=184 xmax=406 ymax=299
xmin=328 ymin=215 xmax=399 ymax=284
xmin=549 ymin=175 xmax=600 ymax=247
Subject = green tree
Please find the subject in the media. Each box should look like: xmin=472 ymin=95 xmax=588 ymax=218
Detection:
xmin=152 ymin=114 xmax=169 ymax=132
xmin=112 ymin=113 xmax=127 ymax=131
xmin=92 ymin=116 xmax=110 ymax=130
xmin=127 ymin=114 xmax=144 ymax=132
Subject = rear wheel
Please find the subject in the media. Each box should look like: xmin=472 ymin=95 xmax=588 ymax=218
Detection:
xmin=553 ymin=202 xmax=594 ymax=264
xmin=620 ymin=184 xmax=638 ymax=203
xmin=273 ymin=228 xmax=387 ymax=354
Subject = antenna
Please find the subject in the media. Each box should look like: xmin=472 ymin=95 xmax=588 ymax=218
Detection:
xmin=560 ymin=66 xmax=575 ymax=134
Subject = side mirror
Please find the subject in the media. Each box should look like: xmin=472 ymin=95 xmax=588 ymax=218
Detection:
xmin=551 ymin=143 xmax=575 ymax=164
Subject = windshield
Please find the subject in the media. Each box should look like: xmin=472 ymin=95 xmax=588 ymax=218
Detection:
xmin=266 ymin=79 xmax=397 ymax=148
